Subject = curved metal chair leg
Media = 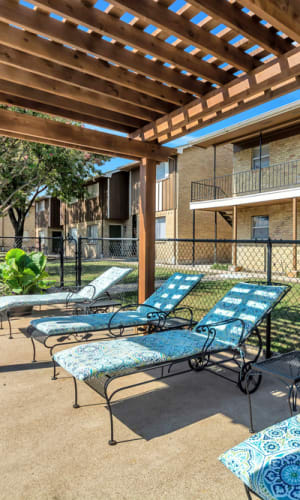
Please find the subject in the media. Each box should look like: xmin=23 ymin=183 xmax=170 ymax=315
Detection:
xmin=7 ymin=314 xmax=13 ymax=339
xmin=288 ymin=384 xmax=297 ymax=416
xmin=244 ymin=485 xmax=252 ymax=500
xmin=31 ymin=337 xmax=37 ymax=363
xmin=73 ymin=377 xmax=80 ymax=409
xmin=246 ymin=371 xmax=255 ymax=434
xmin=104 ymin=381 xmax=117 ymax=446
xmin=52 ymin=358 xmax=57 ymax=380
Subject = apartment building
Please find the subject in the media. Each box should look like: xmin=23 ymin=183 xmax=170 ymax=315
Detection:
xmin=190 ymin=102 xmax=300 ymax=274
xmin=35 ymin=196 xmax=63 ymax=253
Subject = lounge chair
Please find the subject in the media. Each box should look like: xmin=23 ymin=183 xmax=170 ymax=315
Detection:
xmin=28 ymin=273 xmax=203 ymax=361
xmin=53 ymin=282 xmax=288 ymax=445
xmin=219 ymin=414 xmax=300 ymax=500
xmin=1 ymin=266 xmax=132 ymax=338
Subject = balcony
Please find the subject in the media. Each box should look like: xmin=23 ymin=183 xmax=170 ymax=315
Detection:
xmin=191 ymin=159 xmax=300 ymax=203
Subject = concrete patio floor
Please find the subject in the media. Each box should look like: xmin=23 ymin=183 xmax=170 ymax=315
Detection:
xmin=0 ymin=307 xmax=293 ymax=499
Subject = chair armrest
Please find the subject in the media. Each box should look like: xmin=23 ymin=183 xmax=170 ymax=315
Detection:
xmin=107 ymin=303 xmax=167 ymax=335
xmin=168 ymin=306 xmax=194 ymax=328
xmin=194 ymin=317 xmax=246 ymax=353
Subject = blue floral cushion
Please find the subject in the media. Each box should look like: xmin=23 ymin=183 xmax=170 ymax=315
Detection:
xmin=219 ymin=415 xmax=300 ymax=500
xmin=53 ymin=328 xmax=227 ymax=380
xmin=195 ymin=283 xmax=287 ymax=347
xmin=31 ymin=272 xmax=203 ymax=336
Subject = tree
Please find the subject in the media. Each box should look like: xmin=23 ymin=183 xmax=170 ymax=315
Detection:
xmin=0 ymin=107 xmax=108 ymax=245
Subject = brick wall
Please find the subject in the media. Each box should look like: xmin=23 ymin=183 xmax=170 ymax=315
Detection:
xmin=234 ymin=133 xmax=300 ymax=174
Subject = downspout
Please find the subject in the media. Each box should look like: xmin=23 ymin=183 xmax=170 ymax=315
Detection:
xmin=213 ymin=145 xmax=217 ymax=264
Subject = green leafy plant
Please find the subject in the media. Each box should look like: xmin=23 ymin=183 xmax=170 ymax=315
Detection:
xmin=0 ymin=249 xmax=56 ymax=295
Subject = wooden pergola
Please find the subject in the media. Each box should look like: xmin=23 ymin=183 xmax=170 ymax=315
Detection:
xmin=0 ymin=0 xmax=299 ymax=301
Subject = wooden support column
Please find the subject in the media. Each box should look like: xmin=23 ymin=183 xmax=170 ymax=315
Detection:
xmin=293 ymin=198 xmax=297 ymax=273
xmin=233 ymin=205 xmax=237 ymax=267
xmin=138 ymin=157 xmax=156 ymax=303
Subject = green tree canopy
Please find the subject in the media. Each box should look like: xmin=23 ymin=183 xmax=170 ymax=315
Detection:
xmin=0 ymin=106 xmax=108 ymax=242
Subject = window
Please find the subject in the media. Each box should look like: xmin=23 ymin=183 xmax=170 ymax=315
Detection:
xmin=155 ymin=216 xmax=166 ymax=239
xmin=252 ymin=216 xmax=269 ymax=240
xmin=36 ymin=200 xmax=45 ymax=212
xmin=87 ymin=224 xmax=98 ymax=242
xmin=252 ymin=145 xmax=270 ymax=170
xmin=156 ymin=162 xmax=169 ymax=181
xmin=86 ymin=183 xmax=99 ymax=199
xmin=39 ymin=230 xmax=46 ymax=247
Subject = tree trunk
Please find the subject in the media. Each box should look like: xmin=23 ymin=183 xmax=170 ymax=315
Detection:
xmin=8 ymin=207 xmax=25 ymax=249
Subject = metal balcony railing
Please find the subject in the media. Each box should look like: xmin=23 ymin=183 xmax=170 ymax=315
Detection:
xmin=191 ymin=159 xmax=300 ymax=202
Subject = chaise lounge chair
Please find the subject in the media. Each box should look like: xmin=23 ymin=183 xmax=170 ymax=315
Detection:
xmin=28 ymin=273 xmax=203 ymax=361
xmin=1 ymin=266 xmax=132 ymax=338
xmin=219 ymin=414 xmax=300 ymax=500
xmin=53 ymin=282 xmax=289 ymax=445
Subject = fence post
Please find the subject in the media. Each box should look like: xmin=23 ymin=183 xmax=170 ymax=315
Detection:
xmin=59 ymin=236 xmax=64 ymax=288
xmin=266 ymin=238 xmax=272 ymax=359
xmin=192 ymin=209 xmax=195 ymax=266
xmin=77 ymin=236 xmax=82 ymax=287
xmin=38 ymin=236 xmax=41 ymax=252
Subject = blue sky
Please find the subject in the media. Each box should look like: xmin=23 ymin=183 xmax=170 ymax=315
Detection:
xmin=99 ymin=89 xmax=300 ymax=173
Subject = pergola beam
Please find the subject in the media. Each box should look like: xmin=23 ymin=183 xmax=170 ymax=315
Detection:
xmin=0 ymin=1 xmax=204 ymax=97
xmin=0 ymin=79 xmax=144 ymax=130
xmin=0 ymin=45 xmax=173 ymax=115
xmin=0 ymin=91 xmax=134 ymax=134
xmin=0 ymin=130 xmax=140 ymax=160
xmin=239 ymin=0 xmax=300 ymax=43
xmin=32 ymin=0 xmax=229 ymax=86
xmin=0 ymin=21 xmax=189 ymax=106
xmin=0 ymin=62 xmax=159 ymax=122
xmin=108 ymin=0 xmax=259 ymax=72
xmin=187 ymin=0 xmax=292 ymax=56
xmin=132 ymin=47 xmax=300 ymax=142
xmin=0 ymin=108 xmax=175 ymax=161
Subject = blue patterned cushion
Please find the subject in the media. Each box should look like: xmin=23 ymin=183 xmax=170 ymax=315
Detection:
xmin=195 ymin=283 xmax=287 ymax=347
xmin=54 ymin=328 xmax=224 ymax=380
xmin=219 ymin=415 xmax=300 ymax=500
xmin=71 ymin=267 xmax=132 ymax=301
xmin=32 ymin=311 xmax=150 ymax=336
xmin=31 ymin=272 xmax=203 ymax=336
xmin=138 ymin=273 xmax=203 ymax=314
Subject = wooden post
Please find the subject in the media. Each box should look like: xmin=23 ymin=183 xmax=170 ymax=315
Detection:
xmin=293 ymin=197 xmax=297 ymax=274
xmin=138 ymin=157 xmax=156 ymax=303
xmin=233 ymin=205 xmax=237 ymax=267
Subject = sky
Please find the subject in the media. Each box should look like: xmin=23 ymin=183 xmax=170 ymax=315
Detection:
xmin=99 ymin=89 xmax=300 ymax=173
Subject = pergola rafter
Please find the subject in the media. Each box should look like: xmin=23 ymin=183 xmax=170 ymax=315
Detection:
xmin=0 ymin=0 xmax=298 ymax=300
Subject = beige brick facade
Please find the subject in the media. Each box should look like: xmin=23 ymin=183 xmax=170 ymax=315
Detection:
xmin=177 ymin=144 xmax=233 ymax=263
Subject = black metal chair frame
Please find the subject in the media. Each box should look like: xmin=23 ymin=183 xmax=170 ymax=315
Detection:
xmin=59 ymin=282 xmax=290 ymax=445
xmin=29 ymin=304 xmax=194 ymax=364
xmin=244 ymin=485 xmax=263 ymax=499
xmin=66 ymin=318 xmax=263 ymax=446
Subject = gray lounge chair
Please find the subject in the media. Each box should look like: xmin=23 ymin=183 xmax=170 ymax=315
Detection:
xmin=1 ymin=266 xmax=132 ymax=338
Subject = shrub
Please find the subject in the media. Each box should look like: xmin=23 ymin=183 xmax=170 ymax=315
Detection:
xmin=0 ymin=248 xmax=56 ymax=295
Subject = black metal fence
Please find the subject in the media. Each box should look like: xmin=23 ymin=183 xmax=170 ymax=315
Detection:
xmin=1 ymin=235 xmax=300 ymax=353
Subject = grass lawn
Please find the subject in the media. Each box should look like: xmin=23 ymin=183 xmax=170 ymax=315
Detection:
xmin=46 ymin=259 xmax=300 ymax=353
